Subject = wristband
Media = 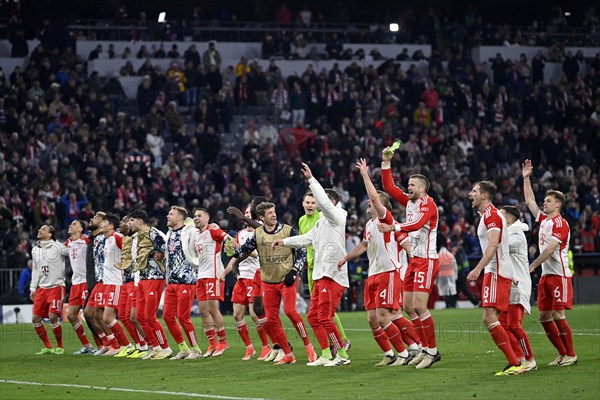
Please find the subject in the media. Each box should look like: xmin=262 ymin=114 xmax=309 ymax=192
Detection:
xmin=394 ymin=223 xmax=401 ymax=232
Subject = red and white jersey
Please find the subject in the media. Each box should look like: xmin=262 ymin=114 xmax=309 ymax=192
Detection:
xmin=102 ymin=232 xmax=123 ymax=285
xmin=395 ymin=231 xmax=410 ymax=280
xmin=381 ymin=169 xmax=438 ymax=259
xmin=477 ymin=204 xmax=512 ymax=280
xmin=195 ymin=225 xmax=229 ymax=279
xmin=236 ymin=228 xmax=260 ymax=280
xmin=536 ymin=211 xmax=571 ymax=278
xmin=364 ymin=209 xmax=400 ymax=276
xmin=65 ymin=235 xmax=91 ymax=285
xmin=401 ymin=196 xmax=439 ymax=259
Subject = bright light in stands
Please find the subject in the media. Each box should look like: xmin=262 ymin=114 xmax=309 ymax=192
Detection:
xmin=158 ymin=12 xmax=166 ymax=23
xmin=389 ymin=23 xmax=399 ymax=32
xmin=563 ymin=11 xmax=571 ymax=16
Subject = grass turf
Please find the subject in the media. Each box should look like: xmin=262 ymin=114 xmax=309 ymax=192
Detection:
xmin=0 ymin=305 xmax=599 ymax=399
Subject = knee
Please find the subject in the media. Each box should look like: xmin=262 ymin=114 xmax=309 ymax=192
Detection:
xmin=83 ymin=308 xmax=94 ymax=320
xmin=49 ymin=316 xmax=59 ymax=325
xmin=32 ymin=315 xmax=42 ymax=324
xmin=307 ymin=312 xmax=319 ymax=327
xmin=67 ymin=312 xmax=79 ymax=324
xmin=233 ymin=311 xmax=244 ymax=322
xmin=403 ymin=304 xmax=415 ymax=315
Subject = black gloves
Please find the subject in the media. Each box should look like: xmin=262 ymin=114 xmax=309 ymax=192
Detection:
xmin=284 ymin=269 xmax=299 ymax=287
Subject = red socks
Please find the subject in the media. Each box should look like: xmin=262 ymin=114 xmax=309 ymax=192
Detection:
xmin=236 ymin=320 xmax=252 ymax=347
xmin=73 ymin=321 xmax=91 ymax=347
xmin=371 ymin=326 xmax=392 ymax=353
xmin=488 ymin=322 xmax=520 ymax=366
xmin=419 ymin=312 xmax=437 ymax=349
xmin=51 ymin=322 xmax=63 ymax=348
xmin=383 ymin=322 xmax=407 ymax=353
xmin=555 ymin=318 xmax=575 ymax=357
xmin=34 ymin=322 xmax=52 ymax=348
xmin=541 ymin=319 xmax=567 ymax=356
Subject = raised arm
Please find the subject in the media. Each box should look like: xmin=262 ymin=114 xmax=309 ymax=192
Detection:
xmin=227 ymin=206 xmax=262 ymax=229
xmin=357 ymin=158 xmax=386 ymax=219
xmin=301 ymin=162 xmax=345 ymax=226
xmin=381 ymin=147 xmax=409 ymax=206
xmin=522 ymin=159 xmax=540 ymax=218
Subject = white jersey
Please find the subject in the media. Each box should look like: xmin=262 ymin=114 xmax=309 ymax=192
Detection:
xmin=477 ymin=203 xmax=513 ymax=280
xmin=195 ymin=225 xmax=229 ymax=279
xmin=364 ymin=209 xmax=400 ymax=277
xmin=236 ymin=228 xmax=260 ymax=280
xmin=102 ymin=232 xmax=124 ymax=285
xmin=31 ymin=240 xmax=68 ymax=291
xmin=65 ymin=235 xmax=90 ymax=285
xmin=283 ymin=177 xmax=349 ymax=287
xmin=507 ymin=221 xmax=532 ymax=313
xmin=536 ymin=211 xmax=572 ymax=278
xmin=397 ymin=233 xmax=410 ymax=280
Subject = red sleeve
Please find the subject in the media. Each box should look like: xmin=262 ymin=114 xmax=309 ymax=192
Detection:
xmin=362 ymin=224 xmax=369 ymax=241
xmin=114 ymin=233 xmax=123 ymax=249
xmin=395 ymin=231 xmax=409 ymax=244
xmin=378 ymin=208 xmax=393 ymax=224
xmin=536 ymin=211 xmax=547 ymax=223
xmin=381 ymin=168 xmax=409 ymax=206
xmin=398 ymin=198 xmax=436 ymax=232
xmin=235 ymin=232 xmax=241 ymax=245
xmin=551 ymin=218 xmax=569 ymax=243
xmin=483 ymin=212 xmax=502 ymax=232
xmin=209 ymin=226 xmax=228 ymax=242
xmin=64 ymin=239 xmax=70 ymax=246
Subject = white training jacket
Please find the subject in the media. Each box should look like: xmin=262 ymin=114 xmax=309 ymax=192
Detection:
xmin=507 ymin=220 xmax=532 ymax=314
xmin=31 ymin=240 xmax=68 ymax=292
xmin=165 ymin=224 xmax=200 ymax=269
xmin=283 ymin=177 xmax=349 ymax=288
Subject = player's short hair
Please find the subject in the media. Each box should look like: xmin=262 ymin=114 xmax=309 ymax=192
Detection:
xmin=546 ymin=190 xmax=566 ymax=208
xmin=128 ymin=209 xmax=148 ymax=223
xmin=250 ymin=196 xmax=269 ymax=220
xmin=501 ymin=205 xmax=521 ymax=221
xmin=256 ymin=202 xmax=275 ymax=217
xmin=103 ymin=213 xmax=120 ymax=230
xmin=171 ymin=205 xmax=188 ymax=219
xmin=303 ymin=191 xmax=314 ymax=200
xmin=95 ymin=211 xmax=106 ymax=219
xmin=409 ymin=174 xmax=430 ymax=191
xmin=325 ymin=189 xmax=340 ymax=205
xmin=193 ymin=207 xmax=210 ymax=218
xmin=47 ymin=225 xmax=57 ymax=241
xmin=74 ymin=219 xmax=87 ymax=231
xmin=377 ymin=190 xmax=392 ymax=211
xmin=477 ymin=181 xmax=497 ymax=199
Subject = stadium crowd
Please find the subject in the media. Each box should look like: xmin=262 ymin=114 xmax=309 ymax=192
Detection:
xmin=1 ymin=4 xmax=599 ymax=305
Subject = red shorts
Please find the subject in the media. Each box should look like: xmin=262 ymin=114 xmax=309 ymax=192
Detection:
xmin=252 ymin=269 xmax=262 ymax=298
xmin=196 ymin=278 xmax=224 ymax=301
xmin=364 ymin=270 xmax=401 ymax=311
xmin=33 ymin=286 xmax=65 ymax=318
xmin=232 ymin=278 xmax=254 ymax=306
xmin=102 ymin=284 xmax=122 ymax=309
xmin=118 ymin=282 xmax=135 ymax=317
xmin=403 ymin=257 xmax=439 ymax=293
xmin=87 ymin=282 xmax=105 ymax=308
xmin=68 ymin=282 xmax=88 ymax=307
xmin=481 ymin=272 xmax=511 ymax=312
xmin=538 ymin=275 xmax=573 ymax=311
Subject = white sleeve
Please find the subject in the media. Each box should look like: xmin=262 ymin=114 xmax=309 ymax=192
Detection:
xmin=308 ymin=177 xmax=345 ymax=226
xmin=283 ymin=231 xmax=314 ymax=248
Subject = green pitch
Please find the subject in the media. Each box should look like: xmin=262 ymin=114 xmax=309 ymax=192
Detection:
xmin=1 ymin=306 xmax=599 ymax=399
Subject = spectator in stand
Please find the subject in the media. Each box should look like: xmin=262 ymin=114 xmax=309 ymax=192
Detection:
xmin=167 ymin=44 xmax=180 ymax=59
xmin=275 ymin=3 xmax=293 ymax=25
xmin=88 ymin=45 xmax=102 ymax=61
xmin=262 ymin=34 xmax=277 ymax=59
xmin=184 ymin=44 xmax=201 ymax=68
xmin=203 ymin=42 xmax=222 ymax=70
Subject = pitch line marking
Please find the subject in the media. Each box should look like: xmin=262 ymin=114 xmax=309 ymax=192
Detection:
xmin=0 ymin=380 xmax=271 ymax=400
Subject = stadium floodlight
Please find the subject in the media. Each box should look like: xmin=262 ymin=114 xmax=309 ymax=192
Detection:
xmin=389 ymin=23 xmax=399 ymax=32
xmin=564 ymin=11 xmax=571 ymax=16
xmin=158 ymin=12 xmax=167 ymax=23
